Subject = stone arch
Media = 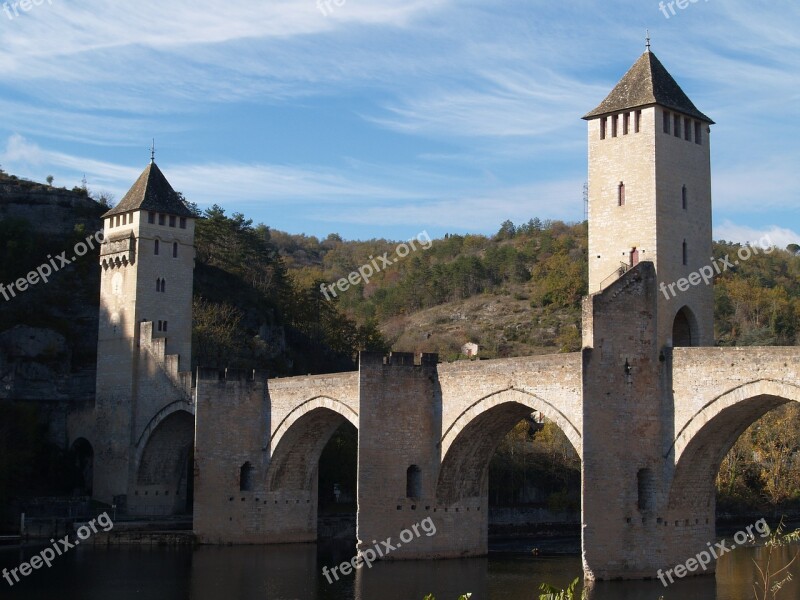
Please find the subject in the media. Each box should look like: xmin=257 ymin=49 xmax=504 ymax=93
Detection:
xmin=134 ymin=401 xmax=195 ymax=471
xmin=668 ymin=380 xmax=800 ymax=511
xmin=671 ymin=305 xmax=698 ymax=347
xmin=268 ymin=397 xmax=358 ymax=491
xmin=437 ymin=388 xmax=581 ymax=505
xmin=441 ymin=387 xmax=581 ymax=461
xmin=135 ymin=410 xmax=194 ymax=513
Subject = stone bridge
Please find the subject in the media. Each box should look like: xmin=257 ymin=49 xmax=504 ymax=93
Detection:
xmin=192 ymin=263 xmax=800 ymax=581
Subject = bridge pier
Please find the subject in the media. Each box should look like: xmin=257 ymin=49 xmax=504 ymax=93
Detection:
xmin=581 ymin=264 xmax=709 ymax=580
xmin=356 ymin=351 xmax=488 ymax=559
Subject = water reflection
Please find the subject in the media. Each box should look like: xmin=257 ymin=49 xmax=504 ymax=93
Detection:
xmin=0 ymin=539 xmax=797 ymax=600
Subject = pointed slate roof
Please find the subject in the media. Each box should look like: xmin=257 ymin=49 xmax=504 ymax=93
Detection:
xmin=583 ymin=50 xmax=713 ymax=123
xmin=103 ymin=162 xmax=194 ymax=218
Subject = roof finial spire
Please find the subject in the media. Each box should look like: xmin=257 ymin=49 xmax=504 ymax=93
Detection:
xmin=646 ymin=29 xmax=651 ymax=52
xmin=150 ymin=139 xmax=155 ymax=164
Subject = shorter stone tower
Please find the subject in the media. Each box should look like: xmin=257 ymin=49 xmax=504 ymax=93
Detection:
xmin=92 ymin=159 xmax=196 ymax=510
xmin=583 ymin=46 xmax=715 ymax=348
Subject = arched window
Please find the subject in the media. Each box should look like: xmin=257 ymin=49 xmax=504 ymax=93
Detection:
xmin=618 ymin=182 xmax=626 ymax=207
xmin=154 ymin=239 xmax=159 ymax=255
xmin=156 ymin=277 xmax=161 ymax=292
xmin=682 ymin=240 xmax=688 ymax=266
xmin=406 ymin=465 xmax=422 ymax=498
xmin=240 ymin=462 xmax=254 ymax=492
xmin=172 ymin=242 xmax=178 ymax=258
xmin=682 ymin=185 xmax=688 ymax=210
xmin=161 ymin=279 xmax=166 ymax=293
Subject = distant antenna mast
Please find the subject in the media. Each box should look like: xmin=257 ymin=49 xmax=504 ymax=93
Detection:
xmin=646 ymin=29 xmax=651 ymax=51
xmin=150 ymin=139 xmax=156 ymax=163
xmin=81 ymin=174 xmax=88 ymax=191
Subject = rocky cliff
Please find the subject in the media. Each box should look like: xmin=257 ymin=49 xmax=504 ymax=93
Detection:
xmin=0 ymin=172 xmax=104 ymax=402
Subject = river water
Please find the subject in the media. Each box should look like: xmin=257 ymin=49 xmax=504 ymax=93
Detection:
xmin=1 ymin=538 xmax=798 ymax=600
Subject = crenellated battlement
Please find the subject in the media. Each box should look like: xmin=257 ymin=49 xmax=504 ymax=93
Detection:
xmin=196 ymin=367 xmax=269 ymax=385
xmin=359 ymin=351 xmax=439 ymax=367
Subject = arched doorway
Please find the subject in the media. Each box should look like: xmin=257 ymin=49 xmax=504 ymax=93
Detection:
xmin=672 ymin=306 xmax=697 ymax=347
xmin=70 ymin=438 xmax=94 ymax=496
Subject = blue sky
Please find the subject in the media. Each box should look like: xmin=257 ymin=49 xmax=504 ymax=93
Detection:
xmin=0 ymin=0 xmax=797 ymax=245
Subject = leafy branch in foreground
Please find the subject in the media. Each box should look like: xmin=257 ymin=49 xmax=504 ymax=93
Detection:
xmin=753 ymin=519 xmax=800 ymax=600
xmin=538 ymin=577 xmax=586 ymax=600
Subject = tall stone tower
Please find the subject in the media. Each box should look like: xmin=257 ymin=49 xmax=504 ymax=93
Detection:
xmin=581 ymin=47 xmax=719 ymax=580
xmin=93 ymin=158 xmax=196 ymax=506
xmin=583 ymin=46 xmax=714 ymax=348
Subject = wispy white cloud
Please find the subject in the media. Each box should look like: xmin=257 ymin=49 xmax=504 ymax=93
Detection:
xmin=714 ymin=220 xmax=800 ymax=249
xmin=712 ymin=157 xmax=800 ymax=213
xmin=0 ymin=134 xmax=434 ymax=206
xmin=318 ymin=178 xmax=585 ymax=230
xmin=0 ymin=0 xmax=797 ymax=242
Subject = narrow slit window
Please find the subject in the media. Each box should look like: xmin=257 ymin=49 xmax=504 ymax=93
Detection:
xmin=684 ymin=117 xmax=691 ymax=141
xmin=612 ymin=114 xmax=618 ymax=137
xmin=663 ymin=110 xmax=671 ymax=134
xmin=158 ymin=214 xmax=166 ymax=226
xmin=148 ymin=211 xmax=155 ymax=224
xmin=634 ymin=110 xmax=641 ymax=133
xmin=618 ymin=182 xmax=626 ymax=207
xmin=682 ymin=185 xmax=688 ymax=210
xmin=695 ymin=121 xmax=702 ymax=145
xmin=179 ymin=217 xmax=187 ymax=229
xmin=169 ymin=215 xmax=176 ymax=228
xmin=172 ymin=242 xmax=178 ymax=258
xmin=600 ymin=117 xmax=607 ymax=140
xmin=154 ymin=239 xmax=159 ymax=255
xmin=682 ymin=240 xmax=688 ymax=266
xmin=623 ymin=113 xmax=630 ymax=135
xmin=637 ymin=468 xmax=654 ymax=511
xmin=674 ymin=114 xmax=681 ymax=138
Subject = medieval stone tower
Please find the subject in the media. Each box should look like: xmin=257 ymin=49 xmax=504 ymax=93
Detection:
xmin=583 ymin=45 xmax=714 ymax=348
xmin=91 ymin=158 xmax=196 ymax=511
